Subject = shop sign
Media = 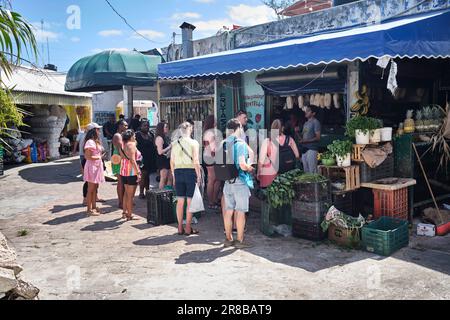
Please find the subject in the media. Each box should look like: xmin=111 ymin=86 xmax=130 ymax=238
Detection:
xmin=217 ymin=80 xmax=234 ymax=133
xmin=94 ymin=111 xmax=115 ymax=126
xmin=242 ymin=72 xmax=265 ymax=130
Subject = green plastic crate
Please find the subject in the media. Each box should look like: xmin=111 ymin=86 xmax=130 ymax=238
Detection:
xmin=260 ymin=201 xmax=292 ymax=237
xmin=362 ymin=217 xmax=409 ymax=256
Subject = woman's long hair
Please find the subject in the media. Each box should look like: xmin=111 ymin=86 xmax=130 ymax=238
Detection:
xmin=85 ymin=128 xmax=101 ymax=146
xmin=155 ymin=122 xmax=166 ymax=140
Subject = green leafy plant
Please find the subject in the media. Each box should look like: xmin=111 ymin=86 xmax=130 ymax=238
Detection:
xmin=0 ymin=7 xmax=38 ymax=78
xmin=17 ymin=229 xmax=28 ymax=237
xmin=327 ymin=140 xmax=353 ymax=158
xmin=321 ymin=151 xmax=334 ymax=160
xmin=0 ymin=7 xmax=37 ymax=148
xmin=345 ymin=115 xmax=382 ymax=138
xmin=295 ymin=173 xmax=327 ymax=183
xmin=266 ymin=169 xmax=303 ymax=209
xmin=0 ymin=88 xmax=29 ymax=148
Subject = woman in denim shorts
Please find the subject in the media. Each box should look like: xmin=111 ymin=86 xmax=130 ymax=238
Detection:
xmin=170 ymin=122 xmax=202 ymax=236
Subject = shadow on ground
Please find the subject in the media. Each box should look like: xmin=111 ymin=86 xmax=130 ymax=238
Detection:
xmin=19 ymin=159 xmax=80 ymax=185
xmin=44 ymin=211 xmax=88 ymax=225
xmin=81 ymin=218 xmax=126 ymax=232
xmin=131 ymin=212 xmax=450 ymax=274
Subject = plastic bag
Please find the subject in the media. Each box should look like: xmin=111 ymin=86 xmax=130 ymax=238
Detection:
xmin=189 ymin=184 xmax=205 ymax=213
xmin=273 ymin=224 xmax=292 ymax=237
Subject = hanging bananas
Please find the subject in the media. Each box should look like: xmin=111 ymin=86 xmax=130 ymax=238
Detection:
xmin=351 ymin=85 xmax=370 ymax=115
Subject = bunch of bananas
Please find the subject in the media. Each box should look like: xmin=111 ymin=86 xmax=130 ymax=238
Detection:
xmin=351 ymin=85 xmax=370 ymax=115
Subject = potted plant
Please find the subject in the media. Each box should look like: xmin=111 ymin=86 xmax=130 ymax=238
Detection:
xmin=321 ymin=151 xmax=336 ymax=166
xmin=345 ymin=115 xmax=381 ymax=145
xmin=327 ymin=140 xmax=353 ymax=167
xmin=369 ymin=118 xmax=383 ymax=143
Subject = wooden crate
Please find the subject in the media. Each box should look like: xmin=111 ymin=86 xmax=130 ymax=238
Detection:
xmin=352 ymin=144 xmax=365 ymax=162
xmin=318 ymin=165 xmax=361 ymax=192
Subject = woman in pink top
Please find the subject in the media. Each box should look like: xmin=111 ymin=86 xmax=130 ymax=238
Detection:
xmin=119 ymin=130 xmax=142 ymax=221
xmin=83 ymin=126 xmax=105 ymax=216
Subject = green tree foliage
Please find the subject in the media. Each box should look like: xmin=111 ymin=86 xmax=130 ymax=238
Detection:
xmin=0 ymin=6 xmax=37 ymax=146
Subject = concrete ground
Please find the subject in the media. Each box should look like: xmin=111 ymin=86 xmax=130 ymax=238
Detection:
xmin=0 ymin=157 xmax=449 ymax=300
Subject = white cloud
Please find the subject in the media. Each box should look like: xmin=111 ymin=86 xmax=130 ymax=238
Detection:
xmin=98 ymin=29 xmax=123 ymax=37
xmin=186 ymin=4 xmax=277 ymax=38
xmin=194 ymin=0 xmax=215 ymax=3
xmin=31 ymin=22 xmax=61 ymax=43
xmin=171 ymin=12 xmax=201 ymax=20
xmin=91 ymin=48 xmax=130 ymax=54
xmin=131 ymin=29 xmax=165 ymax=40
xmin=227 ymin=4 xmax=277 ymax=26
xmin=71 ymin=37 xmax=81 ymax=43
xmin=191 ymin=19 xmax=233 ymax=34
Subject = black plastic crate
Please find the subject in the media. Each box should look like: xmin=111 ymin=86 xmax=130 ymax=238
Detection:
xmin=360 ymin=154 xmax=394 ymax=183
xmin=291 ymin=200 xmax=329 ymax=224
xmin=294 ymin=180 xmax=331 ymax=202
xmin=292 ymin=220 xmax=327 ymax=241
xmin=146 ymin=189 xmax=176 ymax=226
xmin=331 ymin=191 xmax=354 ymax=216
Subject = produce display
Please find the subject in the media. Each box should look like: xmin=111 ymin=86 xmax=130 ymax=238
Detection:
xmin=321 ymin=206 xmax=366 ymax=234
xmin=345 ymin=115 xmax=382 ymax=138
xmin=327 ymin=140 xmax=353 ymax=158
xmin=266 ymin=169 xmax=303 ymax=209
xmin=351 ymin=85 xmax=370 ymax=115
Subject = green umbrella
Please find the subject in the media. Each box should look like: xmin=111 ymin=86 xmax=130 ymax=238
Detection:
xmin=65 ymin=50 xmax=161 ymax=92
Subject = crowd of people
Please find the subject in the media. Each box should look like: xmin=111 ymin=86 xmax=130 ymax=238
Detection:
xmin=73 ymin=105 xmax=322 ymax=248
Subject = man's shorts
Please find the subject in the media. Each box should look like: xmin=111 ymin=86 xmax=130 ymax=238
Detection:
xmin=223 ymin=180 xmax=251 ymax=213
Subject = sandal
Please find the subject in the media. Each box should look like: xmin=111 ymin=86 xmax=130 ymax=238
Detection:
xmin=122 ymin=212 xmax=127 ymax=219
xmin=87 ymin=210 xmax=100 ymax=217
xmin=96 ymin=198 xmax=106 ymax=203
xmin=185 ymin=229 xmax=199 ymax=236
xmin=178 ymin=229 xmax=185 ymax=236
xmin=127 ymin=215 xmax=139 ymax=221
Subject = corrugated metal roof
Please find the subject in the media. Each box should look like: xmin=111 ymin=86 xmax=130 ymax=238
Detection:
xmin=1 ymin=65 xmax=92 ymax=104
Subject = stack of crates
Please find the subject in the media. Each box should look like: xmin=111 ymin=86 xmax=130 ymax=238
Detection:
xmin=146 ymin=189 xmax=176 ymax=226
xmin=292 ymin=179 xmax=331 ymax=241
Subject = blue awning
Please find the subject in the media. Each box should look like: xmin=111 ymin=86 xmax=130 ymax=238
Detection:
xmin=159 ymin=10 xmax=450 ymax=80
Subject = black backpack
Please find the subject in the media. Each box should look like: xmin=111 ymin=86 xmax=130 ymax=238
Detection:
xmin=278 ymin=136 xmax=296 ymax=174
xmin=214 ymin=139 xmax=239 ymax=182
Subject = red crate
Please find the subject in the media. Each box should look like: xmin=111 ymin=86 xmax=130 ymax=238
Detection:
xmin=373 ymin=188 xmax=408 ymax=221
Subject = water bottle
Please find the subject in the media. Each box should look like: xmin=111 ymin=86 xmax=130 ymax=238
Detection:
xmin=31 ymin=143 xmax=38 ymax=163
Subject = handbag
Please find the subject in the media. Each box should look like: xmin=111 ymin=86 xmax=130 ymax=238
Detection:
xmin=189 ymin=184 xmax=205 ymax=213
xmin=257 ymin=140 xmax=277 ymax=188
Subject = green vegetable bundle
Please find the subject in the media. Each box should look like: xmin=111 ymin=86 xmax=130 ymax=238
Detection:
xmin=266 ymin=169 xmax=303 ymax=209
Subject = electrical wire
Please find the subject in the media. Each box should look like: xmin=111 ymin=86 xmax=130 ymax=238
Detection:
xmin=104 ymin=0 xmax=166 ymax=45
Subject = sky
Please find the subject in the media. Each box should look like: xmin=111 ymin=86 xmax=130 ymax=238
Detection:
xmin=11 ymin=0 xmax=278 ymax=72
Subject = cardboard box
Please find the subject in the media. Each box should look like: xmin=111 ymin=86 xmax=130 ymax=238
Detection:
xmin=417 ymin=223 xmax=436 ymax=237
